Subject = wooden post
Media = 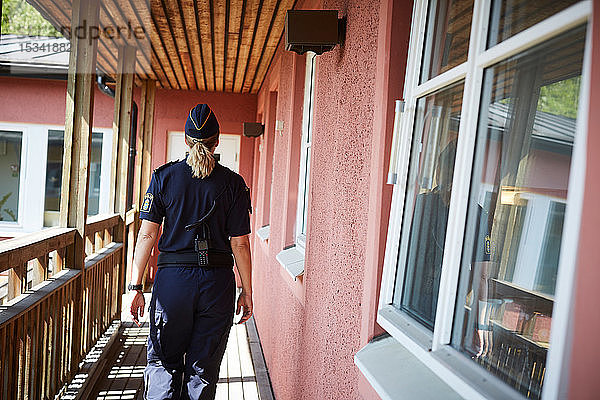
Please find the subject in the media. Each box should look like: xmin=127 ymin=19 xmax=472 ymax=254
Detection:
xmin=7 ymin=264 xmax=25 ymax=300
xmin=134 ymin=80 xmax=156 ymax=206
xmin=111 ymin=45 xmax=136 ymax=312
xmin=59 ymin=0 xmax=100 ymax=373
xmin=135 ymin=79 xmax=157 ymax=212
xmin=111 ymin=45 xmax=137 ymax=220
xmin=136 ymin=80 xmax=156 ymax=289
xmin=31 ymin=256 xmax=47 ymax=286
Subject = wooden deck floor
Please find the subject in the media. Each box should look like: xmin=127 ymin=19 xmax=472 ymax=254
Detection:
xmin=60 ymin=294 xmax=272 ymax=400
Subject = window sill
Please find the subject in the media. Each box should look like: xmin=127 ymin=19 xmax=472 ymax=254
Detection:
xmin=371 ymin=307 xmax=525 ymax=400
xmin=355 ymin=335 xmax=462 ymax=400
xmin=275 ymin=246 xmax=304 ymax=280
xmin=256 ymin=225 xmax=270 ymax=241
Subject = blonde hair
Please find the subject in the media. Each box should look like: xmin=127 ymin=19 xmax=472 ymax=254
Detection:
xmin=185 ymin=133 xmax=219 ymax=178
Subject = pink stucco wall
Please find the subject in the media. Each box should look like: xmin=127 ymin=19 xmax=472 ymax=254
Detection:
xmin=568 ymin=0 xmax=600 ymax=397
xmin=0 ymin=75 xmax=125 ymax=128
xmin=0 ymin=76 xmax=257 ymax=281
xmin=0 ymin=75 xmax=256 ymax=185
xmin=249 ymin=0 xmax=411 ymax=399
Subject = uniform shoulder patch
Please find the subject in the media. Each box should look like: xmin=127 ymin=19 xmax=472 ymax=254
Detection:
xmin=141 ymin=193 xmax=153 ymax=212
xmin=153 ymin=160 xmax=178 ymax=174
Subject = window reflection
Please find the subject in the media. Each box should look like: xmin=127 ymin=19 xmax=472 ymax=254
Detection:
xmin=393 ymin=81 xmax=464 ymax=330
xmin=487 ymin=0 xmax=579 ymax=48
xmin=0 ymin=130 xmax=22 ymax=223
xmin=420 ymin=0 xmax=474 ymax=83
xmin=452 ymin=26 xmax=585 ymax=399
xmin=44 ymin=130 xmax=104 ymax=226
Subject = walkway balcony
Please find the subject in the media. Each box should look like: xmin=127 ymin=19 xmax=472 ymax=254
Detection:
xmin=0 ymin=0 xmax=284 ymax=398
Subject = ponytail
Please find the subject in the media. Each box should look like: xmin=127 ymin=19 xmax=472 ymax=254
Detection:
xmin=186 ymin=133 xmax=219 ymax=178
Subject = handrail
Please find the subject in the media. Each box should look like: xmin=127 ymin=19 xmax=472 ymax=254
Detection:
xmin=0 ymin=269 xmax=80 ymax=326
xmin=0 ymin=227 xmax=75 ymax=274
xmin=0 ymin=232 xmax=125 ymax=399
xmin=85 ymin=213 xmax=120 ymax=235
xmin=85 ymin=213 xmax=121 ymax=256
xmin=125 ymin=208 xmax=136 ymax=226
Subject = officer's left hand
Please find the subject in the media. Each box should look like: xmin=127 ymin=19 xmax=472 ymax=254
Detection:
xmin=236 ymin=291 xmax=253 ymax=324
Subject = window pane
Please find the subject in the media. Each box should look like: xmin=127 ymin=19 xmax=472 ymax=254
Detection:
xmin=420 ymin=0 xmax=474 ymax=83
xmin=300 ymin=146 xmax=311 ymax=235
xmin=44 ymin=130 xmax=63 ymax=216
xmin=452 ymin=26 xmax=585 ymax=399
xmin=88 ymin=132 xmax=103 ymax=216
xmin=487 ymin=0 xmax=579 ymax=48
xmin=0 ymin=130 xmax=23 ymax=222
xmin=393 ymin=81 xmax=464 ymax=330
xmin=44 ymin=130 xmax=104 ymax=226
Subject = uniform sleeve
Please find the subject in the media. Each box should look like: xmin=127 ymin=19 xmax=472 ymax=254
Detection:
xmin=226 ymin=178 xmax=252 ymax=237
xmin=139 ymin=172 xmax=165 ymax=224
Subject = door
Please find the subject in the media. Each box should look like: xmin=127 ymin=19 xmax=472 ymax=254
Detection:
xmin=167 ymin=132 xmax=240 ymax=173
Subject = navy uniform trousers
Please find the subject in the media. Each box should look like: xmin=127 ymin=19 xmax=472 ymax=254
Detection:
xmin=144 ymin=265 xmax=235 ymax=400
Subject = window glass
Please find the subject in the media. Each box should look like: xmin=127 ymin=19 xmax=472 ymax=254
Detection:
xmin=44 ymin=130 xmax=63 ymax=215
xmin=44 ymin=130 xmax=104 ymax=226
xmin=451 ymin=26 xmax=585 ymax=399
xmin=420 ymin=0 xmax=474 ymax=83
xmin=88 ymin=132 xmax=103 ymax=215
xmin=0 ymin=130 xmax=23 ymax=223
xmin=300 ymin=146 xmax=311 ymax=235
xmin=298 ymin=52 xmax=316 ymax=240
xmin=392 ymin=81 xmax=464 ymax=330
xmin=487 ymin=0 xmax=579 ymax=48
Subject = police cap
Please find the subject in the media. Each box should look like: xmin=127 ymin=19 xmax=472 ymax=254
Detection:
xmin=185 ymin=104 xmax=220 ymax=139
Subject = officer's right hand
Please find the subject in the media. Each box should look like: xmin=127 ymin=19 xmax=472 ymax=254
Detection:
xmin=130 ymin=291 xmax=145 ymax=327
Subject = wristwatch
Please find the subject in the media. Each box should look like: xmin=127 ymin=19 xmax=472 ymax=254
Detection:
xmin=128 ymin=283 xmax=143 ymax=292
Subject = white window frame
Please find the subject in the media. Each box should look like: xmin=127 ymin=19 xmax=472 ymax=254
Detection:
xmin=0 ymin=123 xmax=32 ymax=233
xmin=375 ymin=1 xmax=592 ymax=399
xmin=0 ymin=122 xmax=113 ymax=236
xmin=295 ymin=51 xmax=317 ymax=251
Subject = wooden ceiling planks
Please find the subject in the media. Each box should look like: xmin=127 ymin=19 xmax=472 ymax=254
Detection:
xmin=225 ymin=0 xmax=243 ymax=92
xmin=27 ymin=0 xmax=296 ymax=93
xmin=153 ymin=0 xmax=190 ymax=89
xmin=105 ymin=0 xmax=155 ymax=81
xmin=212 ymin=0 xmax=225 ymax=92
xmin=180 ymin=0 xmax=206 ymax=90
xmin=162 ymin=0 xmax=198 ymax=90
xmin=196 ymin=0 xmax=215 ymax=91
xmin=241 ymin=0 xmax=276 ymax=93
xmin=249 ymin=0 xmax=294 ymax=93
xmin=234 ymin=0 xmax=262 ymax=93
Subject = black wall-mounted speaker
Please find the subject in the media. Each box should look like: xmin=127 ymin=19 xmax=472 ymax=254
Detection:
xmin=285 ymin=10 xmax=339 ymax=55
xmin=243 ymin=122 xmax=264 ymax=138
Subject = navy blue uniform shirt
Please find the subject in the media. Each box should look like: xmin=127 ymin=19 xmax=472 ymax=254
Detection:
xmin=139 ymin=159 xmax=251 ymax=254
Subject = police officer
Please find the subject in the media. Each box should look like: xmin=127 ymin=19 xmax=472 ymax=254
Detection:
xmin=128 ymin=104 xmax=253 ymax=399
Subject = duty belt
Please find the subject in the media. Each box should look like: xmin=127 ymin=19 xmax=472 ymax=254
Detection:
xmin=157 ymin=250 xmax=234 ymax=268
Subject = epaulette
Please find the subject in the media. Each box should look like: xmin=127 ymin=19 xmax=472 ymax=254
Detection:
xmin=153 ymin=160 xmax=178 ymax=174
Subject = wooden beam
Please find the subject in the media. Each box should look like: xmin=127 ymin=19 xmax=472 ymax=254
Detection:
xmin=111 ymin=45 xmax=137 ymax=221
xmin=59 ymin=0 xmax=100 ymax=267
xmin=59 ymin=0 xmax=100 ymax=375
xmin=137 ymin=80 xmax=156 ymax=208
xmin=111 ymin=45 xmax=136 ymax=314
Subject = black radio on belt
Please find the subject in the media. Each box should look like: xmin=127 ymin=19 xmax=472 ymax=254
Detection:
xmin=186 ymin=201 xmax=217 ymax=267
xmin=194 ymin=228 xmax=210 ymax=266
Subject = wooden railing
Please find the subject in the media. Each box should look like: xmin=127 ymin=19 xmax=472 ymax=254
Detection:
xmin=81 ymin=243 xmax=122 ymax=354
xmin=0 ymin=214 xmax=124 ymax=400
xmin=84 ymin=214 xmax=120 ymax=256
